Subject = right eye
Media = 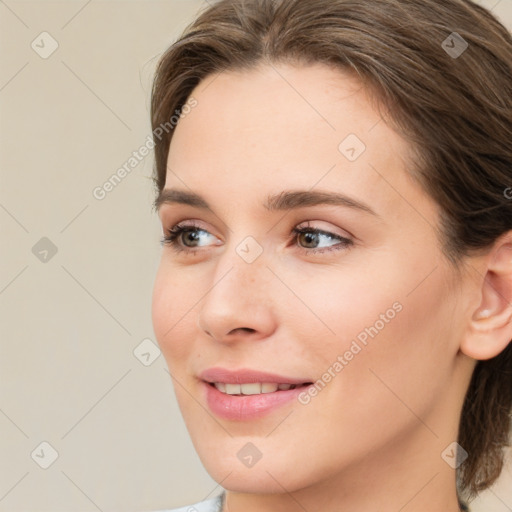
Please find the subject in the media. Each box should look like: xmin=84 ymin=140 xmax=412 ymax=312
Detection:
xmin=161 ymin=222 xmax=220 ymax=253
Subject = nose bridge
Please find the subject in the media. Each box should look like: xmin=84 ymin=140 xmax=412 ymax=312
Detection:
xmin=196 ymin=235 xmax=275 ymax=340
xmin=209 ymin=237 xmax=267 ymax=305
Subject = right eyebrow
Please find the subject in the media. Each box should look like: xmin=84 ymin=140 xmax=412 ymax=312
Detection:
xmin=154 ymin=188 xmax=379 ymax=217
xmin=154 ymin=189 xmax=209 ymax=212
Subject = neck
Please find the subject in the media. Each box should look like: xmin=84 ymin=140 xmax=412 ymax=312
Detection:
xmin=220 ymin=352 xmax=473 ymax=512
xmin=222 ymin=425 xmax=464 ymax=512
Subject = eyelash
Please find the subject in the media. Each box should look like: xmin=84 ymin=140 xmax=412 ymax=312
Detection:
xmin=160 ymin=222 xmax=354 ymax=255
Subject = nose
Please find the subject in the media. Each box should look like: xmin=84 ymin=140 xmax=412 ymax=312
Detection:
xmin=196 ymin=250 xmax=277 ymax=344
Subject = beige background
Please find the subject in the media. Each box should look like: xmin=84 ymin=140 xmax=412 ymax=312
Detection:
xmin=0 ymin=0 xmax=511 ymax=510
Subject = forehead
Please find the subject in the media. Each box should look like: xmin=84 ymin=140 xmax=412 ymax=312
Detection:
xmin=165 ymin=62 xmax=434 ymax=224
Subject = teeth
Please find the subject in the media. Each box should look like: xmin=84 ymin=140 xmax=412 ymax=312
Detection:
xmin=262 ymin=383 xmax=279 ymax=393
xmin=214 ymin=382 xmax=226 ymax=393
xmin=212 ymin=382 xmax=298 ymax=395
xmin=225 ymin=383 xmax=241 ymax=394
xmin=239 ymin=383 xmax=262 ymax=395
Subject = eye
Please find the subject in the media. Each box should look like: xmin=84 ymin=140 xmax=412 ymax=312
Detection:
xmin=160 ymin=222 xmax=220 ymax=253
xmin=160 ymin=221 xmax=354 ymax=255
xmin=291 ymin=224 xmax=353 ymax=254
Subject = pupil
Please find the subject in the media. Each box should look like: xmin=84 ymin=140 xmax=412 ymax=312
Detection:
xmin=185 ymin=231 xmax=200 ymax=246
xmin=301 ymin=232 xmax=318 ymax=248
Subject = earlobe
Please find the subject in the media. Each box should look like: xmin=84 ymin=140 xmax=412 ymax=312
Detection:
xmin=461 ymin=235 xmax=512 ymax=361
xmin=473 ymin=308 xmax=492 ymax=320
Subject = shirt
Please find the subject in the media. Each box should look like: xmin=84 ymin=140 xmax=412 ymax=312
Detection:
xmin=157 ymin=491 xmax=469 ymax=511
xmin=155 ymin=492 xmax=224 ymax=512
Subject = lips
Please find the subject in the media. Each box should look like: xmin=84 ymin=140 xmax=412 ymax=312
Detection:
xmin=199 ymin=367 xmax=314 ymax=420
xmin=211 ymin=382 xmax=307 ymax=395
xmin=199 ymin=367 xmax=312 ymax=385
xmin=202 ymin=380 xmax=313 ymax=421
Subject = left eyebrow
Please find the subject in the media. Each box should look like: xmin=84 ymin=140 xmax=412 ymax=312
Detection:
xmin=154 ymin=188 xmax=379 ymax=217
xmin=264 ymin=190 xmax=379 ymax=217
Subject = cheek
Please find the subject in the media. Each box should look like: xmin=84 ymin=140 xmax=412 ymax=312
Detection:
xmin=151 ymin=262 xmax=198 ymax=366
xmin=301 ymin=247 xmax=456 ymax=409
xmin=277 ymin=259 xmax=405 ymax=368
xmin=320 ymin=260 xmax=456 ymax=437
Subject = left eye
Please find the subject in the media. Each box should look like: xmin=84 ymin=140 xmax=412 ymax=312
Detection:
xmin=293 ymin=228 xmax=351 ymax=249
xmin=160 ymin=223 xmax=353 ymax=254
xmin=292 ymin=226 xmax=352 ymax=252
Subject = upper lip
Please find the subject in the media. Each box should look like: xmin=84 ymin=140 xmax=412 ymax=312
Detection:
xmin=199 ymin=367 xmax=312 ymax=385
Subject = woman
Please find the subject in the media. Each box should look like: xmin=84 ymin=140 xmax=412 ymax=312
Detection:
xmin=150 ymin=0 xmax=512 ymax=510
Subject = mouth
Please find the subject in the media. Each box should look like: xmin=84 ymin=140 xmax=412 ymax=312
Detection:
xmin=198 ymin=367 xmax=315 ymax=419
xmin=205 ymin=381 xmax=314 ymax=396
xmin=202 ymin=379 xmax=315 ymax=421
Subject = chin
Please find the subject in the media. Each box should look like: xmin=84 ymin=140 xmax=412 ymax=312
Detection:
xmin=197 ymin=448 xmax=316 ymax=494
xmin=207 ymin=467 xmax=300 ymax=493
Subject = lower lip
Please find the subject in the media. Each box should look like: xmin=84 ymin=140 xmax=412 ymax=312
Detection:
xmin=203 ymin=381 xmax=312 ymax=421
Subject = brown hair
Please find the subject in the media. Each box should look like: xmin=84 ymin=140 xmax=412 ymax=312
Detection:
xmin=150 ymin=0 xmax=512 ymax=500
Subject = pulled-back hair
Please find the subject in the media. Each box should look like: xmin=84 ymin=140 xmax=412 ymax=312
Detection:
xmin=151 ymin=0 xmax=512 ymax=499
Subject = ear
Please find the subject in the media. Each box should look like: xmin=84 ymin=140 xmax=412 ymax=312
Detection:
xmin=461 ymin=231 xmax=512 ymax=360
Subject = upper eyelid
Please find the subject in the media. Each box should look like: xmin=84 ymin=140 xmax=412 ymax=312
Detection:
xmin=167 ymin=222 xmax=348 ymax=238
xmin=296 ymin=221 xmax=352 ymax=237
xmin=158 ymin=208 xmax=232 ymax=235
xmin=166 ymin=222 xmax=352 ymax=245
xmin=161 ymin=222 xmax=355 ymax=256
xmin=166 ymin=218 xmax=351 ymax=234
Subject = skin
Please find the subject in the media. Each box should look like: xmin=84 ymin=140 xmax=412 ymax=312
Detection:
xmin=152 ymin=62 xmax=512 ymax=512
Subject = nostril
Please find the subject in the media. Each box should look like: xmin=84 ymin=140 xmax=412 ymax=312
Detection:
xmin=230 ymin=327 xmax=255 ymax=334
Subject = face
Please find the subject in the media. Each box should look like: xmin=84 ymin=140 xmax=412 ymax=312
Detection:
xmin=152 ymin=62 xmax=471 ymax=494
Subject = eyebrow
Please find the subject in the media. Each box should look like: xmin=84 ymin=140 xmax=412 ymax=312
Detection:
xmin=154 ymin=188 xmax=379 ymax=217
